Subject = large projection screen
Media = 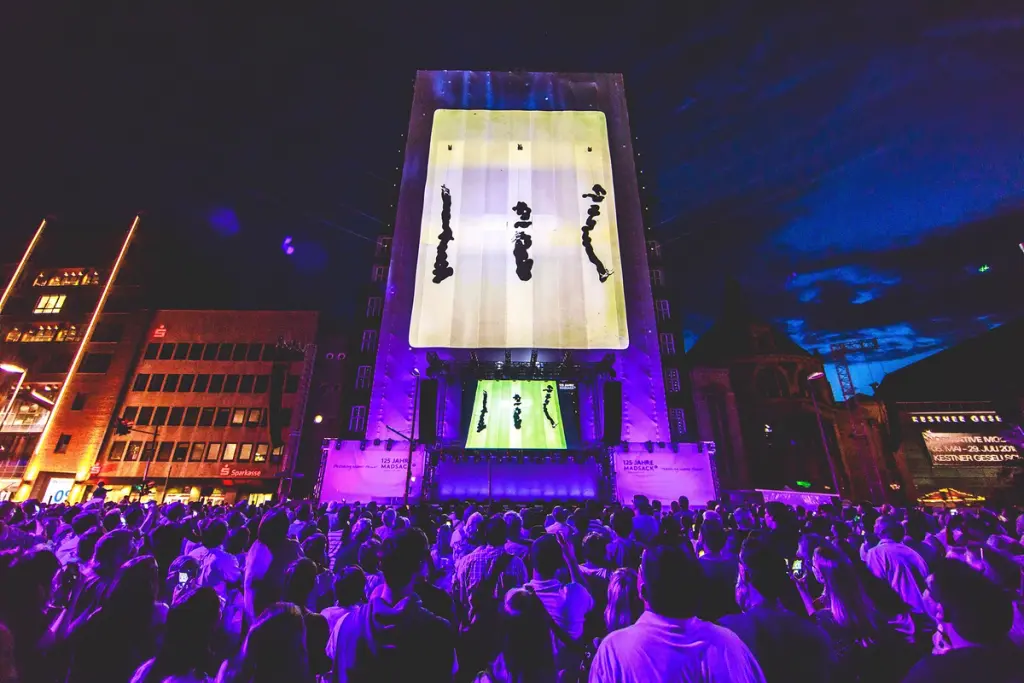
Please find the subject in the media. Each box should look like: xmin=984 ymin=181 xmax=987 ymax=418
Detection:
xmin=466 ymin=380 xmax=567 ymax=450
xmin=409 ymin=109 xmax=629 ymax=349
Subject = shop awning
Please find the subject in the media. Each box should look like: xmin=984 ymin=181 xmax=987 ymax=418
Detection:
xmin=917 ymin=487 xmax=986 ymax=506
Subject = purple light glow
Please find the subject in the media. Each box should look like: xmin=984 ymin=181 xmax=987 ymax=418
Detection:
xmin=208 ymin=207 xmax=240 ymax=237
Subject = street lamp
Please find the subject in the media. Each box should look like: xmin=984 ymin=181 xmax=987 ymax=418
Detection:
xmin=807 ymin=371 xmax=843 ymax=498
xmin=0 ymin=364 xmax=27 ymax=429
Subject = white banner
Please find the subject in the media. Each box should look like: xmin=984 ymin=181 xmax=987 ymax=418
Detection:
xmin=613 ymin=443 xmax=717 ymax=506
xmin=320 ymin=441 xmax=425 ymax=503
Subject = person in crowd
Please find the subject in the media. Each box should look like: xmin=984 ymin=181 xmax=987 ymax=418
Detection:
xmin=722 ymin=536 xmax=835 ymax=682
xmin=131 ymin=586 xmax=221 ymax=683
xmin=604 ymin=568 xmax=643 ymax=634
xmin=58 ymin=527 xmax=137 ymax=636
xmin=289 ymin=502 xmax=314 ymax=539
xmin=301 ymin=533 xmax=336 ymax=611
xmin=454 ymin=511 xmax=485 ymax=563
xmin=284 ymin=558 xmax=332 ymax=678
xmin=904 ymin=558 xmax=1024 ymax=682
xmin=357 ymin=538 xmax=384 ymax=599
xmin=697 ymin=517 xmax=740 ymax=620
xmin=764 ymin=502 xmax=800 ymax=560
xmin=903 ymin=510 xmax=939 ymax=570
xmin=631 ymin=497 xmax=659 ymax=545
xmin=476 ymin=587 xmax=559 ymax=683
xmin=865 ymin=515 xmax=930 ymax=615
xmin=376 ymin=507 xmax=399 ymax=542
xmin=332 ymin=527 xmax=456 ymax=682
xmin=580 ymin=532 xmax=612 ymax=582
xmin=589 ymin=544 xmax=766 ymax=682
xmin=66 ymin=554 xmax=167 ymax=683
xmin=244 ymin=508 xmax=302 ymax=625
xmin=606 ymin=512 xmax=642 ymax=571
xmin=190 ymin=519 xmax=243 ymax=601
xmin=324 ymin=566 xmax=366 ymax=660
xmin=502 ymin=512 xmax=531 ymax=562
xmin=334 ymin=517 xmax=372 ymax=572
xmin=545 ymin=506 xmax=573 ymax=538
xmin=453 ymin=517 xmax=528 ymax=611
xmin=0 ymin=548 xmax=60 ymax=682
xmin=54 ymin=512 xmax=97 ymax=565
xmin=216 ymin=602 xmax=313 ymax=683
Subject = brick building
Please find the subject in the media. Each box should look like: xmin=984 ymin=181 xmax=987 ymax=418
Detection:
xmin=94 ymin=310 xmax=319 ymax=504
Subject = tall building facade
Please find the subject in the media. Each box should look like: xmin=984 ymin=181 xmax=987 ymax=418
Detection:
xmin=0 ymin=217 xmax=145 ymax=503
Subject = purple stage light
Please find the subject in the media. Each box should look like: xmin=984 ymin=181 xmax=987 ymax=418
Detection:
xmin=285 ymin=246 xmax=295 ymax=255
xmin=208 ymin=207 xmax=240 ymax=237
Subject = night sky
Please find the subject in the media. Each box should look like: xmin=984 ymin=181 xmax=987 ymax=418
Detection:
xmin=1 ymin=3 xmax=1021 ymax=398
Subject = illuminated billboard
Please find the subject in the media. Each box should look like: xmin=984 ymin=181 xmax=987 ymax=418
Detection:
xmin=921 ymin=430 xmax=1021 ymax=466
xmin=465 ymin=380 xmax=567 ymax=450
xmin=409 ymin=109 xmax=628 ymax=350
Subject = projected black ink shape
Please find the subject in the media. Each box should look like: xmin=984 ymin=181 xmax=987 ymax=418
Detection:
xmin=542 ymin=385 xmax=558 ymax=429
xmin=513 ymin=394 xmax=522 ymax=430
xmin=476 ymin=390 xmax=489 ymax=433
xmin=581 ymin=184 xmax=613 ymax=283
xmin=512 ymin=201 xmax=534 ymax=281
xmin=432 ymin=185 xmax=455 ymax=284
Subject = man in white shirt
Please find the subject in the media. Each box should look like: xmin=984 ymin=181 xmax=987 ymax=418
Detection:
xmin=865 ymin=515 xmax=930 ymax=614
xmin=590 ymin=544 xmax=765 ymax=683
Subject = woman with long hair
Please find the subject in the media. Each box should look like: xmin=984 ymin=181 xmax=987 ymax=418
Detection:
xmin=807 ymin=543 xmax=914 ymax=682
xmin=244 ymin=509 xmax=302 ymax=626
xmin=476 ymin=588 xmax=558 ymax=683
xmin=215 ymin=602 xmax=312 ymax=683
xmin=66 ymin=555 xmax=167 ymax=683
xmin=130 ymin=587 xmax=222 ymax=683
xmin=604 ymin=568 xmax=643 ymax=634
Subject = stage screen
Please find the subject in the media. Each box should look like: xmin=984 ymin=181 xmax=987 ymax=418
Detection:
xmin=465 ymin=380 xmax=568 ymax=449
xmin=409 ymin=109 xmax=628 ymax=349
xmin=920 ymin=430 xmax=1021 ymax=466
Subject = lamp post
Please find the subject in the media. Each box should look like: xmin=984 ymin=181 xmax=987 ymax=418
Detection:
xmin=404 ymin=368 xmax=421 ymax=507
xmin=0 ymin=364 xmax=27 ymax=429
xmin=807 ymin=371 xmax=843 ymax=498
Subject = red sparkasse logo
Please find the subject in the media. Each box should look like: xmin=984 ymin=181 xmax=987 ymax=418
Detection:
xmin=152 ymin=325 xmax=167 ymax=339
xmin=219 ymin=467 xmax=263 ymax=478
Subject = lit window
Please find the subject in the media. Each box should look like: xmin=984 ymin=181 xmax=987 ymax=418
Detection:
xmin=246 ymin=408 xmax=262 ymax=427
xmin=34 ymin=295 xmax=66 ymax=314
xmin=650 ymin=269 xmax=664 ymax=287
xmin=4 ymin=328 xmax=21 ymax=342
xmin=646 ymin=240 xmax=662 ymax=258
xmin=222 ymin=443 xmax=238 ymax=462
xmin=669 ymin=408 xmax=686 ymax=436
xmin=253 ymin=444 xmax=269 ymax=463
xmin=371 ymin=265 xmax=388 ymax=283
xmin=360 ymin=330 xmax=377 ymax=353
xmin=205 ymin=443 xmax=222 ymax=462
xmin=189 ymin=443 xmax=206 ymax=462
xmin=21 ymin=324 xmax=58 ymax=342
xmin=665 ymin=368 xmax=681 ymax=393
xmin=355 ymin=365 xmax=373 ymax=389
xmin=348 ymin=405 xmax=367 ymax=433
xmin=56 ymin=325 xmax=81 ymax=342
xmin=108 ymin=442 xmax=126 ymax=461
xmin=231 ymin=409 xmax=246 ymax=426
xmin=238 ymin=443 xmax=253 ymax=462
xmin=124 ymin=441 xmax=142 ymax=461
xmin=655 ymin=299 xmax=671 ymax=322
xmin=270 ymin=445 xmax=284 ymax=463
xmin=375 ymin=235 xmax=392 ymax=258
xmin=366 ymin=296 xmax=383 ymax=317
xmin=659 ymin=332 xmax=676 ymax=356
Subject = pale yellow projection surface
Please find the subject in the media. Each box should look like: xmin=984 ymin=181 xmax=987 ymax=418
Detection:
xmin=409 ymin=109 xmax=629 ymax=350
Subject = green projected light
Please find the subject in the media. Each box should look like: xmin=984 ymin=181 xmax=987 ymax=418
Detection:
xmin=466 ymin=380 xmax=567 ymax=450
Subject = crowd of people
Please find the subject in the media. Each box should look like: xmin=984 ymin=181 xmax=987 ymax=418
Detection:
xmin=1 ymin=489 xmax=1023 ymax=682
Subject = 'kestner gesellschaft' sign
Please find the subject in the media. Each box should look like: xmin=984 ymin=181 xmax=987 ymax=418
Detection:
xmin=921 ymin=431 xmax=1021 ymax=466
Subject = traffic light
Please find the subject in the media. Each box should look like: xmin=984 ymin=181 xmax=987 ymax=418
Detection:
xmin=114 ymin=417 xmax=133 ymax=436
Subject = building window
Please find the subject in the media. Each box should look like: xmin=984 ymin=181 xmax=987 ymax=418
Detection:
xmin=123 ymin=406 xmax=139 ymax=422
xmin=183 ymin=407 xmax=200 ymax=427
xmin=224 ymin=375 xmax=240 ymax=393
xmin=361 ymin=330 xmax=377 ymax=353
xmin=371 ymin=265 xmax=388 ymax=282
xmin=144 ymin=343 xmax=160 ymax=360
xmin=125 ymin=441 xmax=142 ymax=461
xmin=92 ymin=322 xmax=123 ymax=343
xmin=247 ymin=344 xmax=263 ymax=361
xmin=669 ymin=408 xmax=686 ymax=436
xmin=54 ymin=433 xmax=72 ymax=453
xmin=665 ymin=368 xmax=681 ymax=393
xmin=254 ymin=444 xmax=269 ymax=463
xmin=232 ymin=344 xmax=248 ymax=362
xmin=375 ymin=235 xmax=392 ymax=258
xmin=170 ymin=343 xmax=188 ymax=360
xmin=650 ymin=269 xmax=664 ymax=287
xmin=147 ymin=374 xmax=165 ymax=392
xmin=157 ymin=344 xmax=174 ymax=360
xmin=205 ymin=443 xmax=222 ymax=462
xmin=80 ymin=353 xmax=113 ymax=374
xmin=202 ymin=344 xmax=218 ymax=360
xmin=270 ymin=444 xmax=284 ymax=463
xmin=655 ymin=299 xmax=671 ymax=322
xmin=132 ymin=374 xmax=149 ymax=392
xmin=156 ymin=442 xmax=173 ymax=462
xmin=136 ymin=407 xmax=154 ymax=426
xmin=239 ymin=375 xmax=255 ymax=393
xmin=222 ymin=443 xmax=237 ymax=462
xmin=178 ymin=374 xmax=195 ymax=392
xmin=189 ymin=443 xmax=206 ymax=462
xmin=355 ymin=365 xmax=373 ymax=389
xmin=108 ymin=442 xmax=126 ymax=461
xmin=646 ymin=240 xmax=662 ymax=258
xmin=71 ymin=393 xmax=88 ymax=411
xmin=20 ymin=324 xmax=57 ymax=342
xmin=246 ymin=409 xmax=262 ymax=427
xmin=231 ymin=409 xmax=246 ymax=426
xmin=172 ymin=443 xmax=189 ymax=462
xmin=209 ymin=375 xmax=225 ymax=393
xmin=188 ymin=343 xmax=205 ymax=361
xmin=659 ymin=333 xmax=676 ymax=356
xmin=215 ymin=408 xmax=231 ymax=427
xmin=217 ymin=343 xmax=233 ymax=361
xmin=367 ymin=296 xmax=383 ymax=317
xmin=348 ymin=406 xmax=367 ymax=433
xmin=254 ymin=375 xmax=269 ymax=393
xmin=237 ymin=443 xmax=253 ymax=462
xmin=167 ymin=407 xmax=184 ymax=426
xmin=141 ymin=442 xmax=155 ymax=461
xmin=34 ymin=295 xmax=66 ymax=314
xmin=194 ymin=374 xmax=210 ymax=392
xmin=756 ymin=368 xmax=789 ymax=399
xmin=152 ymin=406 xmax=168 ymax=426
xmin=199 ymin=407 xmax=215 ymax=427
xmin=284 ymin=375 xmax=299 ymax=393
xmin=163 ymin=374 xmax=180 ymax=392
